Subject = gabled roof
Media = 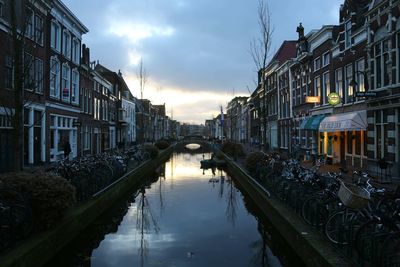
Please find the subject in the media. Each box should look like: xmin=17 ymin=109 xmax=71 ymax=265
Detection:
xmin=95 ymin=63 xmax=131 ymax=93
xmin=269 ymin=40 xmax=297 ymax=65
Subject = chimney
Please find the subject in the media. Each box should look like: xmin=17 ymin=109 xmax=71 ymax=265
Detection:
xmin=82 ymin=44 xmax=86 ymax=64
xmin=87 ymin=47 xmax=90 ymax=64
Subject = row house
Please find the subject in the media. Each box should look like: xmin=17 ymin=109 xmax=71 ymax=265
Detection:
xmin=264 ymin=41 xmax=296 ymax=151
xmin=249 ymin=85 xmax=261 ymax=146
xmin=0 ymin=0 xmax=52 ymax=169
xmin=46 ymin=0 xmax=88 ymax=161
xmin=290 ymin=24 xmax=315 ymax=159
xmin=305 ymin=1 xmax=369 ymax=168
xmin=204 ymin=114 xmax=226 ymax=140
xmin=222 ymin=0 xmax=400 ymax=176
xmin=365 ymin=0 xmax=400 ymax=175
xmin=277 ymin=54 xmax=294 ymax=153
xmin=0 ymin=0 xmax=175 ymax=173
xmin=79 ymin=44 xmax=98 ymax=156
xmin=136 ymin=99 xmax=151 ymax=142
xmin=226 ymin=96 xmax=247 ymax=142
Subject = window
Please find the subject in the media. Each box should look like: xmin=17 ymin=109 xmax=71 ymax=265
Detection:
xmin=323 ymin=52 xmax=330 ymax=66
xmin=373 ymin=40 xmax=390 ymax=89
xmin=63 ymin=30 xmax=71 ymax=58
xmin=345 ymin=64 xmax=353 ymax=103
xmin=4 ymin=54 xmax=13 ymax=89
xmin=0 ymin=1 xmax=4 ymax=18
xmin=345 ymin=20 xmax=352 ymax=48
xmin=356 ymin=59 xmax=365 ymax=92
xmin=25 ymin=8 xmax=34 ymax=39
xmin=323 ymin=72 xmax=330 ymax=104
xmin=335 ymin=68 xmax=343 ymax=99
xmin=34 ymin=58 xmax=43 ymax=93
xmin=0 ymin=114 xmax=12 ymax=128
xmin=62 ymin=64 xmax=70 ymax=101
xmin=34 ymin=15 xmax=43 ymax=45
xmin=88 ymin=92 xmax=92 ymax=114
xmin=50 ymin=57 xmax=60 ymax=98
xmin=314 ymin=57 xmax=321 ymax=71
xmin=71 ymin=69 xmax=79 ymax=104
xmin=72 ymin=38 xmax=80 ymax=64
xmin=375 ymin=110 xmax=388 ymax=159
xmin=314 ymin=76 xmax=321 ymax=104
xmin=83 ymin=126 xmax=91 ymax=150
xmin=24 ymin=53 xmax=34 ymax=90
xmin=51 ymin=20 xmax=61 ymax=51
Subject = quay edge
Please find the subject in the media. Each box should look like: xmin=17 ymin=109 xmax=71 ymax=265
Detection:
xmin=218 ymin=150 xmax=351 ymax=267
xmin=0 ymin=145 xmax=174 ymax=267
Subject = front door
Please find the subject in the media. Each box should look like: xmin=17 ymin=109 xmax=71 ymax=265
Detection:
xmin=33 ymin=127 xmax=41 ymax=164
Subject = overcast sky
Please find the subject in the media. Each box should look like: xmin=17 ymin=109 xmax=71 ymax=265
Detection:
xmin=63 ymin=0 xmax=342 ymax=124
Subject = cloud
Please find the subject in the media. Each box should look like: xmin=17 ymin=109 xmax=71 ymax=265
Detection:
xmin=62 ymin=0 xmax=345 ymax=124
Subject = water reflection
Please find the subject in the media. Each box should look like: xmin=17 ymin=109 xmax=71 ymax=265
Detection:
xmin=136 ymin=186 xmax=160 ymax=267
xmin=46 ymin=152 xmax=304 ymax=267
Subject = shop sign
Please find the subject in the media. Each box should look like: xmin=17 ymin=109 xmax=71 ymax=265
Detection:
xmin=305 ymin=96 xmax=320 ymax=103
xmin=328 ymin=92 xmax=341 ymax=106
xmin=355 ymin=91 xmax=377 ymax=97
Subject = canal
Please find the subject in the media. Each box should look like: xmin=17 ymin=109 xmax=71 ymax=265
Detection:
xmin=46 ymin=150 xmax=305 ymax=267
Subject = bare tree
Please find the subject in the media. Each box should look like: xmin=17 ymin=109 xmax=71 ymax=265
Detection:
xmin=137 ymin=58 xmax=148 ymax=100
xmin=136 ymin=58 xmax=148 ymax=143
xmin=0 ymin=0 xmax=41 ymax=171
xmin=249 ymin=0 xmax=273 ymax=72
xmin=249 ymin=0 xmax=273 ymax=151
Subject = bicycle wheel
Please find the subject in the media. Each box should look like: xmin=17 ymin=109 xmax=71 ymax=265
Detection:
xmin=355 ymin=219 xmax=388 ymax=263
xmin=324 ymin=209 xmax=362 ymax=245
xmin=302 ymin=195 xmax=325 ymax=227
xmin=380 ymin=232 xmax=400 ymax=267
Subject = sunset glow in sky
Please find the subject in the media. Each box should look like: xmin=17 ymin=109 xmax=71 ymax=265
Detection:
xmin=64 ymin=0 xmax=342 ymax=124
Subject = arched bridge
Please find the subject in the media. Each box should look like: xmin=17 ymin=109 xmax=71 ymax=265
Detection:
xmin=175 ymin=136 xmax=213 ymax=152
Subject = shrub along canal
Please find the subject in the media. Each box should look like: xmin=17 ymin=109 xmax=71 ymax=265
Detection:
xmin=45 ymin=151 xmax=305 ymax=267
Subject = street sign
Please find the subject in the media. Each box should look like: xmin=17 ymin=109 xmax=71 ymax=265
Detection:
xmin=355 ymin=91 xmax=377 ymax=97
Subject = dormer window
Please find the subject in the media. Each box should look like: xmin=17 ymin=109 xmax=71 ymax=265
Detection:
xmin=345 ymin=20 xmax=352 ymax=48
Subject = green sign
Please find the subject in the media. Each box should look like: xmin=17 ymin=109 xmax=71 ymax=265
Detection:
xmin=328 ymin=92 xmax=341 ymax=106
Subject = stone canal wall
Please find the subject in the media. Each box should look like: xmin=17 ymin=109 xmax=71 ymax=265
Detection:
xmin=219 ymin=151 xmax=351 ymax=267
xmin=1 ymin=146 xmax=174 ymax=267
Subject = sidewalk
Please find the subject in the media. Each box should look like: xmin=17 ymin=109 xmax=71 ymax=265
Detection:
xmin=239 ymin=143 xmax=399 ymax=192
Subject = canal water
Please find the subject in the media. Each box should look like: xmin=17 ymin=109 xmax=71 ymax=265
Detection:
xmin=46 ymin=151 xmax=305 ymax=267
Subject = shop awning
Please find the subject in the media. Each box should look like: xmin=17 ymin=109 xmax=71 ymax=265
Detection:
xmin=319 ymin=110 xmax=367 ymax=132
xmin=299 ymin=114 xmax=326 ymax=130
